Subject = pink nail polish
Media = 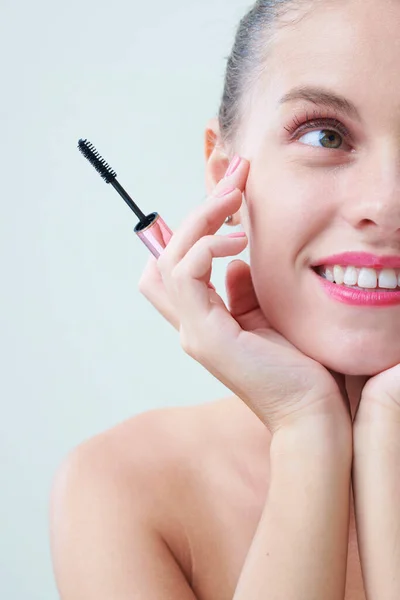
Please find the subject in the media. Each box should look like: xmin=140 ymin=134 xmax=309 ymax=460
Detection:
xmin=224 ymin=155 xmax=241 ymax=178
xmin=227 ymin=232 xmax=247 ymax=238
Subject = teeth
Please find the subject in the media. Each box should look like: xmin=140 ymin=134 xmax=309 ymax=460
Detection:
xmin=343 ymin=266 xmax=358 ymax=286
xmin=357 ymin=268 xmax=377 ymax=289
xmin=318 ymin=265 xmax=400 ymax=290
xmin=333 ymin=266 xmax=344 ymax=284
xmin=325 ymin=266 xmax=335 ymax=282
xmin=379 ymin=269 xmax=399 ymax=289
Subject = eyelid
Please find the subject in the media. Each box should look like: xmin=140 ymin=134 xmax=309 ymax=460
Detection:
xmin=284 ymin=110 xmax=355 ymax=144
xmin=290 ymin=118 xmax=351 ymax=139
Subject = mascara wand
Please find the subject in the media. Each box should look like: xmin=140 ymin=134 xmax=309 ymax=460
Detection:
xmin=78 ymin=139 xmax=173 ymax=258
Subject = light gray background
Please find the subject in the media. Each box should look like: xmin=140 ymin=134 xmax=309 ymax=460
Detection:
xmin=1 ymin=0 xmax=252 ymax=598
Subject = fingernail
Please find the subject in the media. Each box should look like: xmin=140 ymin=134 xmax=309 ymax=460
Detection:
xmin=224 ymin=155 xmax=241 ymax=178
xmin=227 ymin=232 xmax=247 ymax=238
xmin=216 ymin=185 xmax=236 ymax=198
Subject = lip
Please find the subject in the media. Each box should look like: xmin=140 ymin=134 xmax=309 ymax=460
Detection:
xmin=311 ymin=252 xmax=400 ymax=270
xmin=311 ymin=269 xmax=400 ymax=307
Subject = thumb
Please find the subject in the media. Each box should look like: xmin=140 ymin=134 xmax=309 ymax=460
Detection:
xmin=225 ymin=260 xmax=260 ymax=318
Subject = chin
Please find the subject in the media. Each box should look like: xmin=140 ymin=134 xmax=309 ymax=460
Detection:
xmin=320 ymin=355 xmax=393 ymax=377
xmin=300 ymin=337 xmax=400 ymax=377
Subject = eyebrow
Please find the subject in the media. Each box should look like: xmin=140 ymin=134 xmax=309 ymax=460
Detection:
xmin=278 ymin=86 xmax=361 ymax=122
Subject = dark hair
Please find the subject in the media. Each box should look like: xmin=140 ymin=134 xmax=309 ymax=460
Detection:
xmin=218 ymin=0 xmax=312 ymax=149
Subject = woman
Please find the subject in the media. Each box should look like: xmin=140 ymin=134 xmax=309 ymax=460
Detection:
xmin=50 ymin=1 xmax=400 ymax=598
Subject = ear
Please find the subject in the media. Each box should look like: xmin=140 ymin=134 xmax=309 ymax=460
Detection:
xmin=204 ymin=118 xmax=241 ymax=226
xmin=204 ymin=117 xmax=231 ymax=195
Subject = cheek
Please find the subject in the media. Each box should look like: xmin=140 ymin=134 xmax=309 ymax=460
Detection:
xmin=245 ymin=170 xmax=312 ymax=314
xmin=246 ymin=164 xmax=336 ymax=245
xmin=244 ymin=169 xmax=332 ymax=349
xmin=243 ymin=163 xmax=400 ymax=374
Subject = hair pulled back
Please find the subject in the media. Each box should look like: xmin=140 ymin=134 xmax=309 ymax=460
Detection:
xmin=218 ymin=0 xmax=312 ymax=149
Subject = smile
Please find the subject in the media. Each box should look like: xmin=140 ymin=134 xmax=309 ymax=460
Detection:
xmin=315 ymin=265 xmax=400 ymax=291
xmin=311 ymin=267 xmax=400 ymax=307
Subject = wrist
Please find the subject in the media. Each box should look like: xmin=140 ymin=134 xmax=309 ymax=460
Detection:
xmin=354 ymin=407 xmax=400 ymax=458
xmin=271 ymin=413 xmax=353 ymax=462
xmin=262 ymin=387 xmax=352 ymax=438
xmin=355 ymin=393 xmax=400 ymax=451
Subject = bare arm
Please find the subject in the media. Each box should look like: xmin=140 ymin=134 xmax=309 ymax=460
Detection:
xmin=233 ymin=418 xmax=352 ymax=600
xmin=50 ymin=412 xmax=352 ymax=600
xmin=353 ymin=404 xmax=400 ymax=600
xmin=49 ymin=419 xmax=198 ymax=600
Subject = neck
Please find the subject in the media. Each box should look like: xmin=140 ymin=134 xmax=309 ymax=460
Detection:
xmin=344 ymin=375 xmax=370 ymax=421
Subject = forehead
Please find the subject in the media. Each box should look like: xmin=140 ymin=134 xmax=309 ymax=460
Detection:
xmin=258 ymin=0 xmax=400 ymax=111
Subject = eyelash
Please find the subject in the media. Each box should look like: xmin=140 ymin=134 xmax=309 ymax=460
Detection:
xmin=284 ymin=110 xmax=352 ymax=145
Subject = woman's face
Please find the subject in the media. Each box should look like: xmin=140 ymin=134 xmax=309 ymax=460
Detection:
xmin=239 ymin=0 xmax=400 ymax=376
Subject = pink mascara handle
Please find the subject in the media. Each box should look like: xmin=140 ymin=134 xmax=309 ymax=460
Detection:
xmin=134 ymin=213 xmax=216 ymax=291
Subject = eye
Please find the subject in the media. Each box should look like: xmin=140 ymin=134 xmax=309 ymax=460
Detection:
xmin=284 ymin=114 xmax=354 ymax=151
xmin=298 ymin=129 xmax=343 ymax=149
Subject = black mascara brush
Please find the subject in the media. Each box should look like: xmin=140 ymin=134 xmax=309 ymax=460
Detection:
xmin=77 ymin=139 xmax=173 ymax=258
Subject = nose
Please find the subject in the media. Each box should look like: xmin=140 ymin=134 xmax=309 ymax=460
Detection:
xmin=341 ymin=148 xmax=400 ymax=241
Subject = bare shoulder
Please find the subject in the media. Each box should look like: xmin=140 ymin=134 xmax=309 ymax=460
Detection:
xmin=50 ymin=394 xmax=266 ymax=534
xmin=50 ymin=398 xmax=215 ymax=511
xmin=51 ymin=394 xmax=268 ymax=523
xmin=50 ymin=396 xmax=271 ymax=596
xmin=49 ymin=396 xmax=246 ymax=584
xmin=51 ymin=395 xmax=269 ymax=507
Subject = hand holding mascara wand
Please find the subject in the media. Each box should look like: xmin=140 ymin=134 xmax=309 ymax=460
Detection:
xmin=77 ymin=139 xmax=217 ymax=291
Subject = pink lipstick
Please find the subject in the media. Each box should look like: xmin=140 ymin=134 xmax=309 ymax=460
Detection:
xmin=311 ymin=251 xmax=400 ymax=270
xmin=312 ymin=272 xmax=400 ymax=306
xmin=310 ymin=250 xmax=400 ymax=306
xmin=310 ymin=253 xmax=400 ymax=306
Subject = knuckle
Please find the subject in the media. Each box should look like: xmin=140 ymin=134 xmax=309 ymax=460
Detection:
xmin=138 ymin=276 xmax=149 ymax=296
xmin=138 ymin=269 xmax=154 ymax=296
xmin=180 ymin=331 xmax=200 ymax=359
xmin=187 ymin=235 xmax=213 ymax=259
xmin=199 ymin=210 xmax=215 ymax=231
xmin=138 ymin=282 xmax=156 ymax=305
xmin=156 ymin=250 xmax=171 ymax=275
xmin=197 ymin=234 xmax=214 ymax=248
xmin=171 ymin=260 xmax=187 ymax=281
xmin=180 ymin=336 xmax=192 ymax=356
xmin=138 ymin=271 xmax=161 ymax=304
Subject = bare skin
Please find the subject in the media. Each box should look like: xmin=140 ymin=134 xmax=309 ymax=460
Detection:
xmin=50 ymin=1 xmax=400 ymax=598
xmin=161 ymin=394 xmax=364 ymax=600
xmin=50 ymin=393 xmax=364 ymax=600
xmin=161 ymin=380 xmax=367 ymax=599
xmin=197 ymin=396 xmax=364 ymax=600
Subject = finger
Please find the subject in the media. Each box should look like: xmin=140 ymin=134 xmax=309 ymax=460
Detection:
xmin=138 ymin=255 xmax=163 ymax=291
xmin=138 ymin=256 xmax=180 ymax=330
xmin=224 ymin=259 xmax=271 ymax=331
xmin=159 ymin=187 xmax=242 ymax=294
xmin=158 ymin=158 xmax=250 ymax=285
xmin=225 ymin=260 xmax=259 ymax=317
xmin=138 ymin=253 xmax=217 ymax=332
xmin=171 ymin=234 xmax=248 ymax=325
